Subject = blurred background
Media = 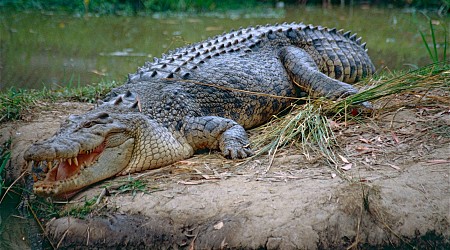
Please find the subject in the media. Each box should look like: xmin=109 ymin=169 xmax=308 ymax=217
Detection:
xmin=0 ymin=0 xmax=448 ymax=89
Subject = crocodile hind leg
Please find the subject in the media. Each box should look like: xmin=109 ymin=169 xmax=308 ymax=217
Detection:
xmin=182 ymin=116 xmax=254 ymax=159
xmin=279 ymin=46 xmax=359 ymax=99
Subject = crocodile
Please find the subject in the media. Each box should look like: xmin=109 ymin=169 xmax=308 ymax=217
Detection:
xmin=24 ymin=22 xmax=375 ymax=199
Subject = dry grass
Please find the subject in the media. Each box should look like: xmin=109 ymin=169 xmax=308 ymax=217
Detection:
xmin=250 ymin=63 xmax=449 ymax=177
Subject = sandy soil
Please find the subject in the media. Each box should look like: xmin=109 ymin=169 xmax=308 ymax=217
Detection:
xmin=0 ymin=91 xmax=449 ymax=249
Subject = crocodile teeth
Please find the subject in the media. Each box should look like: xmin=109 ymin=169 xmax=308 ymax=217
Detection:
xmin=73 ymin=157 xmax=79 ymax=166
xmin=68 ymin=158 xmax=72 ymax=165
xmin=48 ymin=161 xmax=53 ymax=170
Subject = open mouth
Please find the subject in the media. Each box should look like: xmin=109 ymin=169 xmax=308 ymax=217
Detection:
xmin=30 ymin=141 xmax=106 ymax=195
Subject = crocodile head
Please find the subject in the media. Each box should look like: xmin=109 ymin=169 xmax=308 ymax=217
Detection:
xmin=24 ymin=91 xmax=192 ymax=199
xmin=24 ymin=108 xmax=136 ymax=199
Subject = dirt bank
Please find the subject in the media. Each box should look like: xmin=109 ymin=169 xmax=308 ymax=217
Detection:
xmin=1 ymin=93 xmax=449 ymax=249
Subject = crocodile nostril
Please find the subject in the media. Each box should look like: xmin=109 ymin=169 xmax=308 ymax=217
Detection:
xmin=97 ymin=112 xmax=109 ymax=119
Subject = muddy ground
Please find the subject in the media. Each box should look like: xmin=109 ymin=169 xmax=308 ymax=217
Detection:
xmin=0 ymin=90 xmax=449 ymax=249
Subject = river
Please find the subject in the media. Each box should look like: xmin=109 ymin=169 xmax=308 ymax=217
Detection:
xmin=0 ymin=6 xmax=448 ymax=90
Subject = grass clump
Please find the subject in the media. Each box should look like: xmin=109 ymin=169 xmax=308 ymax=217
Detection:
xmin=105 ymin=175 xmax=153 ymax=198
xmin=253 ymin=63 xmax=449 ymax=173
xmin=329 ymin=62 xmax=449 ymax=114
xmin=420 ymin=19 xmax=448 ymax=64
xmin=252 ymin=102 xmax=337 ymax=166
xmin=0 ymin=80 xmax=120 ymax=123
xmin=0 ymin=88 xmax=37 ymax=122
xmin=63 ymin=196 xmax=98 ymax=219
xmin=0 ymin=139 xmax=12 ymax=197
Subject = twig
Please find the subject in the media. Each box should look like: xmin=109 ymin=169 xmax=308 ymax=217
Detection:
xmin=0 ymin=170 xmax=27 ymax=204
xmin=188 ymin=232 xmax=198 ymax=250
xmin=56 ymin=227 xmax=70 ymax=249
xmin=27 ymin=199 xmax=56 ymax=249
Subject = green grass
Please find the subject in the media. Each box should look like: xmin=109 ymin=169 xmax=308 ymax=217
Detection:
xmin=63 ymin=196 xmax=98 ymax=219
xmin=110 ymin=175 xmax=151 ymax=198
xmin=0 ymin=79 xmax=120 ymax=123
xmin=0 ymin=88 xmax=37 ymax=122
xmin=0 ymin=139 xmax=12 ymax=197
xmin=100 ymin=174 xmax=163 ymax=201
xmin=420 ymin=19 xmax=448 ymax=63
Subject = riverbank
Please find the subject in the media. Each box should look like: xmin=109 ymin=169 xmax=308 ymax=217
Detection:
xmin=0 ymin=65 xmax=448 ymax=248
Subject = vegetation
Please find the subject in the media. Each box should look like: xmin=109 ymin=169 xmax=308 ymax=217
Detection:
xmin=0 ymin=139 xmax=11 ymax=197
xmin=63 ymin=196 xmax=98 ymax=218
xmin=113 ymin=175 xmax=150 ymax=197
xmin=0 ymin=80 xmax=120 ymax=123
xmin=1 ymin=0 xmax=448 ymax=15
xmin=253 ymin=62 xmax=449 ymax=176
xmin=420 ymin=19 xmax=448 ymax=63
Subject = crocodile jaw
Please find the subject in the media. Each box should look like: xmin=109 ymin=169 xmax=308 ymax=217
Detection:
xmin=23 ymin=110 xmax=137 ymax=199
xmin=27 ymin=138 xmax=134 ymax=199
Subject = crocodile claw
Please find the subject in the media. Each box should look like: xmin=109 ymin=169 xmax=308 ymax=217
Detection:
xmin=223 ymin=146 xmax=254 ymax=159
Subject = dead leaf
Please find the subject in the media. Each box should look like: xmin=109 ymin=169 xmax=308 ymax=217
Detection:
xmin=341 ymin=164 xmax=352 ymax=171
xmin=431 ymin=20 xmax=440 ymax=25
xmin=386 ymin=163 xmax=401 ymax=170
xmin=214 ymin=221 xmax=224 ymax=230
xmin=221 ymin=238 xmax=228 ymax=248
xmin=355 ymin=146 xmax=371 ymax=152
xmin=178 ymin=160 xmax=196 ymax=165
xmin=338 ymin=154 xmax=350 ymax=164
xmin=426 ymin=159 xmax=450 ymax=165
xmin=202 ymin=175 xmax=220 ymax=180
xmin=328 ymin=119 xmax=341 ymax=129
xmin=391 ymin=131 xmax=400 ymax=144
xmin=178 ymin=180 xmax=203 ymax=185
xmin=358 ymin=138 xmax=370 ymax=143
xmin=90 ymin=69 xmax=107 ymax=76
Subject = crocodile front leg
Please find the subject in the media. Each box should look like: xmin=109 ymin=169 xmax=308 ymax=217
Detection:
xmin=279 ymin=46 xmax=358 ymax=99
xmin=182 ymin=116 xmax=254 ymax=159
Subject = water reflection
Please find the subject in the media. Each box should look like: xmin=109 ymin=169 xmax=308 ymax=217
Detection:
xmin=0 ymin=7 xmax=448 ymax=90
xmin=0 ymin=193 xmax=30 ymax=250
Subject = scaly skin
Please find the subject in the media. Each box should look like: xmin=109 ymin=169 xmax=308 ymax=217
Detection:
xmin=24 ymin=22 xmax=375 ymax=198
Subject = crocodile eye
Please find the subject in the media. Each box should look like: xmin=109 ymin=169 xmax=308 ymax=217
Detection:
xmin=82 ymin=121 xmax=103 ymax=128
xmin=82 ymin=121 xmax=95 ymax=128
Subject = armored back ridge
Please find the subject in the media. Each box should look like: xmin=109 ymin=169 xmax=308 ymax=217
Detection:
xmin=128 ymin=22 xmax=374 ymax=84
xmin=24 ymin=22 xmax=375 ymax=198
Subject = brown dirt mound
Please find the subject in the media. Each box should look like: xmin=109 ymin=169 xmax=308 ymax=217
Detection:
xmin=1 ymin=91 xmax=449 ymax=249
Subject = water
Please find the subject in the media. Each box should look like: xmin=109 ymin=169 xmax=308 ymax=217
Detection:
xmin=0 ymin=7 xmax=448 ymax=90
xmin=0 ymin=193 xmax=31 ymax=250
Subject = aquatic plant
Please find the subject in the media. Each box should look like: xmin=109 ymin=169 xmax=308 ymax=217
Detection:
xmin=420 ymin=19 xmax=448 ymax=63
